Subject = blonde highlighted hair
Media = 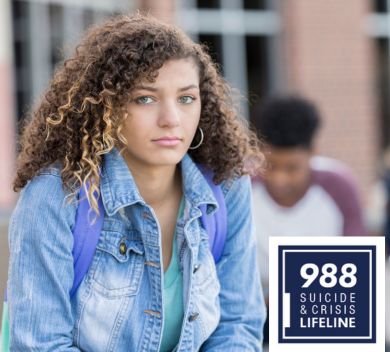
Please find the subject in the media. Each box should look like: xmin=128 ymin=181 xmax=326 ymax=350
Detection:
xmin=13 ymin=12 xmax=265 ymax=219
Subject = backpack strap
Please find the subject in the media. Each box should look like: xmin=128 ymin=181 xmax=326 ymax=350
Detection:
xmin=70 ymin=182 xmax=104 ymax=298
xmin=197 ymin=165 xmax=227 ymax=264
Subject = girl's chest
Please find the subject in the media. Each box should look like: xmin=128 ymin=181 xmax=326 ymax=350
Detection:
xmin=71 ymin=211 xmax=221 ymax=351
xmin=154 ymin=206 xmax=180 ymax=272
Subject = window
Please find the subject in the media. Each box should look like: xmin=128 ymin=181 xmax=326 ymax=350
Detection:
xmin=12 ymin=0 xmax=132 ymax=123
xmin=176 ymin=0 xmax=280 ymax=119
xmin=246 ymin=35 xmax=269 ymax=109
xmin=368 ymin=1 xmax=390 ymax=147
xmin=12 ymin=0 xmax=30 ymax=123
xmin=198 ymin=34 xmax=223 ymax=74
xmin=375 ymin=38 xmax=390 ymax=148
xmin=196 ymin=0 xmax=220 ymax=9
xmin=243 ymin=0 xmax=267 ymax=10
xmin=374 ymin=0 xmax=387 ymax=13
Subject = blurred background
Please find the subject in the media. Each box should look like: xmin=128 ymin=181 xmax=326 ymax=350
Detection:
xmin=0 ymin=0 xmax=389 ymax=347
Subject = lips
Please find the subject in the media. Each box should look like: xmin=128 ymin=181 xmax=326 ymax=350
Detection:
xmin=152 ymin=137 xmax=182 ymax=147
xmin=153 ymin=137 xmax=182 ymax=141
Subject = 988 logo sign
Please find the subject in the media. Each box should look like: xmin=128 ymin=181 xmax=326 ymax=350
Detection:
xmin=301 ymin=262 xmax=357 ymax=288
xmin=278 ymin=245 xmax=376 ymax=343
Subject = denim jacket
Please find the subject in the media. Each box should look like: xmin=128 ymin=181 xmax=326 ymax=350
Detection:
xmin=7 ymin=147 xmax=266 ymax=351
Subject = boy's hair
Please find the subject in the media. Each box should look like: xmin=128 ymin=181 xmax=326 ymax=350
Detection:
xmin=252 ymin=96 xmax=321 ymax=149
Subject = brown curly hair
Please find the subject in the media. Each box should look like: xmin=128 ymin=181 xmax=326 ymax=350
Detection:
xmin=13 ymin=11 xmax=265 ymax=217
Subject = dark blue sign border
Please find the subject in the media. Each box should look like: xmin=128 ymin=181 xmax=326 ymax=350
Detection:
xmin=278 ymin=245 xmax=376 ymax=344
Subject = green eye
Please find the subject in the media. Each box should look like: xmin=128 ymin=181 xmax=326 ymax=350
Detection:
xmin=179 ymin=96 xmax=195 ymax=104
xmin=136 ymin=96 xmax=153 ymax=104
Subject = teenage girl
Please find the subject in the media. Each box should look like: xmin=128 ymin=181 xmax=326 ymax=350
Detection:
xmin=7 ymin=12 xmax=266 ymax=352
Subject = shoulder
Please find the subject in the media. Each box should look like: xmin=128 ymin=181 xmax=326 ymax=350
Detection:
xmin=21 ymin=164 xmax=66 ymax=201
xmin=310 ymin=156 xmax=359 ymax=194
xmin=11 ymin=164 xmax=77 ymax=231
xmin=219 ymin=174 xmax=251 ymax=199
xmin=310 ymin=156 xmax=362 ymax=214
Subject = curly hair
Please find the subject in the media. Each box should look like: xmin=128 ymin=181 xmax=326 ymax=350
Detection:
xmin=13 ymin=12 xmax=265 ymax=218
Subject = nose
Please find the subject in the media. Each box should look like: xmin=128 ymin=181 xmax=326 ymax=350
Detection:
xmin=157 ymin=100 xmax=180 ymax=128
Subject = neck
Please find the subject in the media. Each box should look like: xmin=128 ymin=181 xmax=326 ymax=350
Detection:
xmin=123 ymin=153 xmax=182 ymax=208
xmin=266 ymin=175 xmax=312 ymax=208
xmin=270 ymin=190 xmax=306 ymax=207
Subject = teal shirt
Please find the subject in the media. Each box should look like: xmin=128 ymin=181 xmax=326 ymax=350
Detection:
xmin=159 ymin=196 xmax=185 ymax=352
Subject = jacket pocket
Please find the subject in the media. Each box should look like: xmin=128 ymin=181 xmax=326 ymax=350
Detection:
xmin=91 ymin=226 xmax=145 ymax=298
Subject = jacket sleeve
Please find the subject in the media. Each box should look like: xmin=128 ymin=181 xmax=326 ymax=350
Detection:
xmin=7 ymin=172 xmax=81 ymax=351
xmin=200 ymin=175 xmax=267 ymax=351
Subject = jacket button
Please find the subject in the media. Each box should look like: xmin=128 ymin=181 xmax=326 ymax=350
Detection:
xmin=193 ymin=264 xmax=201 ymax=273
xmin=188 ymin=313 xmax=199 ymax=322
xmin=142 ymin=211 xmax=149 ymax=219
xmin=119 ymin=242 xmax=127 ymax=255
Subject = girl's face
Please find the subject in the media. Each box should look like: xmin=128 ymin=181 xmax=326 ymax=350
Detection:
xmin=121 ymin=58 xmax=201 ymax=168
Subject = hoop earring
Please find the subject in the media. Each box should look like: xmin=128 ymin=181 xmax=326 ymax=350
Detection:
xmin=189 ymin=127 xmax=204 ymax=150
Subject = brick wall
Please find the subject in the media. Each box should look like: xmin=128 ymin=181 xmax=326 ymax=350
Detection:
xmin=280 ymin=0 xmax=379 ymax=204
xmin=137 ymin=0 xmax=176 ymax=23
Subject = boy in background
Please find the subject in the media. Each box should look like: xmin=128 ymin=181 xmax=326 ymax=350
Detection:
xmin=251 ymin=96 xmax=367 ymax=342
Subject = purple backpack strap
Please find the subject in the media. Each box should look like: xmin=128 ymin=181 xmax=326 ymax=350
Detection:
xmin=70 ymin=183 xmax=104 ymax=298
xmin=197 ymin=165 xmax=227 ymax=263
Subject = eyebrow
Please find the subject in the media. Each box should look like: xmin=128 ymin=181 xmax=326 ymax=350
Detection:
xmin=133 ymin=84 xmax=199 ymax=92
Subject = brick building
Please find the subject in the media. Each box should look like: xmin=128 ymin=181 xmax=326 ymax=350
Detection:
xmin=1 ymin=0 xmax=387 ymax=210
xmin=0 ymin=0 xmax=388 ymax=328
